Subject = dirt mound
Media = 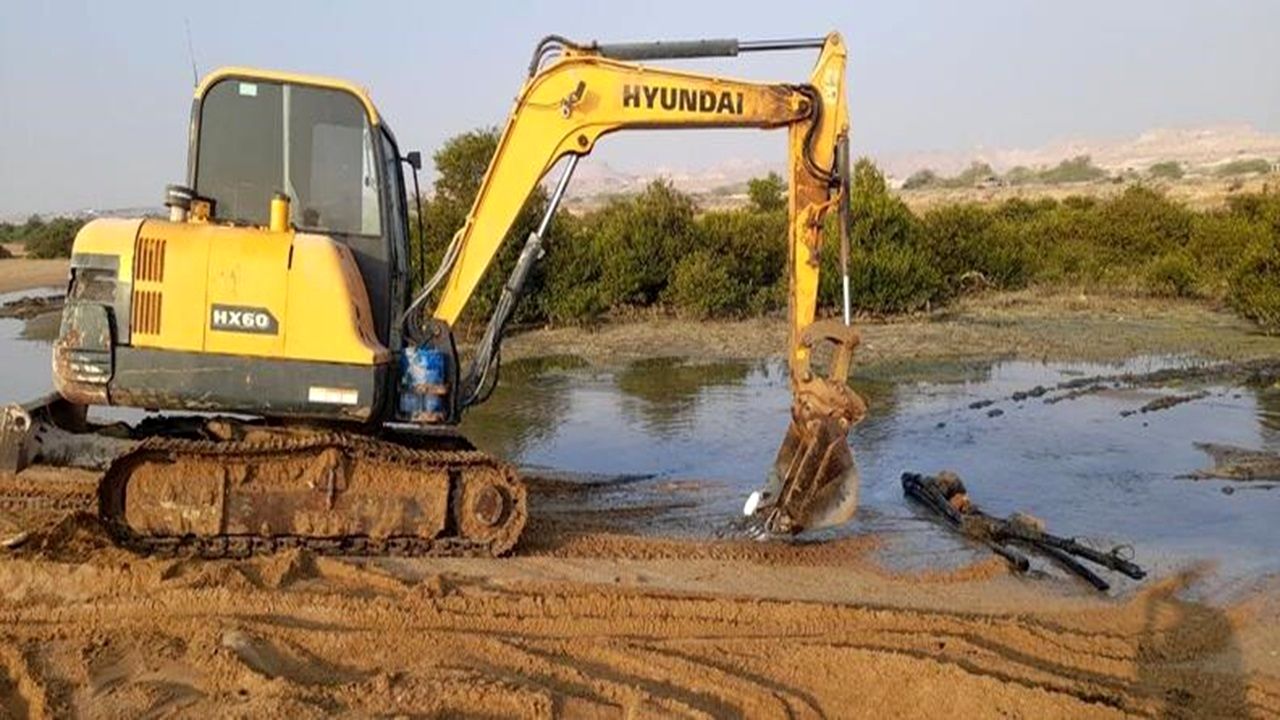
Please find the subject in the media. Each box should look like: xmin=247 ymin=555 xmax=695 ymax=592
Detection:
xmin=16 ymin=512 xmax=118 ymax=563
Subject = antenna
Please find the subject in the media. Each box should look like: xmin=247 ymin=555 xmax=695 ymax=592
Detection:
xmin=184 ymin=18 xmax=199 ymax=86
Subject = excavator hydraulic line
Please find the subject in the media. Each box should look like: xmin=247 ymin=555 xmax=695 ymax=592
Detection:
xmin=463 ymin=154 xmax=581 ymax=407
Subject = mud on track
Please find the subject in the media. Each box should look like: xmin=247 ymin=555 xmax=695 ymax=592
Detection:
xmin=0 ymin=514 xmax=1277 ymax=718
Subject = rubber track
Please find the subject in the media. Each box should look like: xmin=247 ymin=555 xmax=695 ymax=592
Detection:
xmin=98 ymin=431 xmax=527 ymax=559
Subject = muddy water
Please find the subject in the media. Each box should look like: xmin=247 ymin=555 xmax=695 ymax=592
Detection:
xmin=464 ymin=353 xmax=1280 ymax=590
xmin=0 ymin=289 xmax=59 ymax=400
xmin=2 ymin=288 xmax=1276 ymax=590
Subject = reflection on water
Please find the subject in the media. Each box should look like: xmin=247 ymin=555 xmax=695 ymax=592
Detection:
xmin=3 ymin=286 xmax=1276 ymax=586
xmin=615 ymin=358 xmax=755 ymax=437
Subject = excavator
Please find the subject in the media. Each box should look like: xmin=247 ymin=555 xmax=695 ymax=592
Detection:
xmin=0 ymin=32 xmax=866 ymax=557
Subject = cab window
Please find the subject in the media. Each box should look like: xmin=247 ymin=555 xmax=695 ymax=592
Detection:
xmin=195 ymin=79 xmax=381 ymax=236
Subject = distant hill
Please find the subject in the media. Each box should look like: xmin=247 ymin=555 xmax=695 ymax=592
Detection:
xmin=564 ymin=124 xmax=1280 ymax=203
xmin=0 ymin=206 xmax=164 ymax=225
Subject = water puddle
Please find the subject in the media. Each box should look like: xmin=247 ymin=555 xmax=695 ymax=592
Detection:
xmin=464 ymin=352 xmax=1280 ymax=589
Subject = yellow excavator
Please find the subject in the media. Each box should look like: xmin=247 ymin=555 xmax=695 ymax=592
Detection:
xmin=0 ymin=32 xmax=866 ymax=556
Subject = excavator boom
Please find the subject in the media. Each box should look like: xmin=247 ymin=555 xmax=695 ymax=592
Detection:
xmin=412 ymin=32 xmax=865 ymax=533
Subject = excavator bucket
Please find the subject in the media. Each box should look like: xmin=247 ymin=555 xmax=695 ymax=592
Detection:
xmin=744 ymin=319 xmax=866 ymax=535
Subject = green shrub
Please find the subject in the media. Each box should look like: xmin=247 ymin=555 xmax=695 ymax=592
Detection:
xmin=1145 ymin=251 xmax=1199 ymax=298
xmin=1148 ymin=161 xmax=1184 ymax=180
xmin=1216 ymin=158 xmax=1272 ymax=177
xmin=666 ymin=250 xmax=742 ymax=318
xmin=902 ymin=169 xmax=939 ymax=190
xmin=992 ymin=197 xmax=1058 ymax=222
xmin=847 ymin=241 xmax=945 ymax=314
xmin=1225 ymin=190 xmax=1280 ymax=231
xmin=590 ymin=179 xmax=699 ymax=309
xmin=1229 ymin=237 xmax=1280 ymax=331
xmin=747 ymin=172 xmax=786 ymax=212
xmin=1186 ymin=213 xmax=1272 ymax=294
xmin=1096 ymin=186 xmax=1192 ymax=265
xmin=698 ymin=209 xmax=787 ymax=307
xmin=541 ymin=217 xmax=606 ymax=324
xmin=1038 ymin=156 xmax=1108 ymax=185
xmin=946 ymin=161 xmax=997 ymax=188
xmin=412 ymin=128 xmax=548 ymax=326
xmin=919 ymin=204 xmax=1032 ymax=293
xmin=22 ymin=217 xmax=83 ymax=258
xmin=1003 ymin=166 xmax=1037 ymax=186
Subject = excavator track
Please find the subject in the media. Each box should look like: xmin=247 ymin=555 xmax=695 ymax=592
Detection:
xmin=96 ymin=430 xmax=527 ymax=559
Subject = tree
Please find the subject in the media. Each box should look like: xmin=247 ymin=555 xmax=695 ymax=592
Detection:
xmin=1003 ymin=166 xmax=1036 ymax=186
xmin=949 ymin=161 xmax=997 ymax=188
xmin=902 ymin=168 xmax=939 ymax=190
xmin=746 ymin=172 xmax=786 ymax=212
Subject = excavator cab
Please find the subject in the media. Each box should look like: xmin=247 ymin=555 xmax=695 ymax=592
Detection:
xmin=51 ymin=69 xmax=431 ymax=426
xmin=188 ymin=71 xmax=413 ymax=355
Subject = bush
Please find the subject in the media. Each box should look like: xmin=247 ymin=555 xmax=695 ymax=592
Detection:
xmin=0 ymin=216 xmax=85 ymax=259
xmin=847 ymin=241 xmax=945 ymax=314
xmin=1225 ymin=190 xmax=1280 ymax=231
xmin=412 ymin=128 xmax=548 ymax=326
xmin=1003 ymin=166 xmax=1037 ymax=186
xmin=1038 ymin=156 xmax=1108 ymax=185
xmin=1096 ymin=186 xmax=1192 ymax=263
xmin=947 ymin=161 xmax=997 ymax=188
xmin=591 ymin=179 xmax=699 ymax=309
xmin=1186 ymin=212 xmax=1272 ymax=293
xmin=666 ymin=250 xmax=742 ymax=318
xmin=1216 ymin=158 xmax=1272 ymax=177
xmin=1145 ymin=251 xmax=1199 ymax=298
xmin=698 ymin=209 xmax=787 ymax=307
xmin=919 ymin=204 xmax=1032 ymax=293
xmin=1148 ymin=161 xmax=1184 ymax=180
xmin=902 ymin=169 xmax=939 ymax=190
xmin=1229 ymin=237 xmax=1280 ymax=331
xmin=23 ymin=217 xmax=83 ymax=258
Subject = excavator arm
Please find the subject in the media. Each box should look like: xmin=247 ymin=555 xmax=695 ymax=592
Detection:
xmin=409 ymin=32 xmax=865 ymax=534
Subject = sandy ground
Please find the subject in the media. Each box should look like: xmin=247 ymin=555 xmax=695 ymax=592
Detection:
xmin=3 ymin=291 xmax=1280 ymax=716
xmin=0 ymin=497 xmax=1277 ymax=718
xmin=0 ymin=244 xmax=66 ymax=294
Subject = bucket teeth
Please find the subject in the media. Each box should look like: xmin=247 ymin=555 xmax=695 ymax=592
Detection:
xmin=745 ymin=319 xmax=866 ymax=535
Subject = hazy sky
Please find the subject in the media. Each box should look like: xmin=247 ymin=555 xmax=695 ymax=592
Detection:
xmin=1 ymin=0 xmax=1277 ymax=215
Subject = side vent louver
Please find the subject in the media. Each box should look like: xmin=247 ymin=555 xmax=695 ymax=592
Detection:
xmin=131 ymin=236 xmax=166 ymax=336
xmin=135 ymin=236 xmax=166 ymax=282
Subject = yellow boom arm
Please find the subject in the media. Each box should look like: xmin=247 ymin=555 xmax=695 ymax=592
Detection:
xmin=427 ymin=33 xmax=849 ymax=378
xmin=418 ymin=33 xmax=865 ymax=535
